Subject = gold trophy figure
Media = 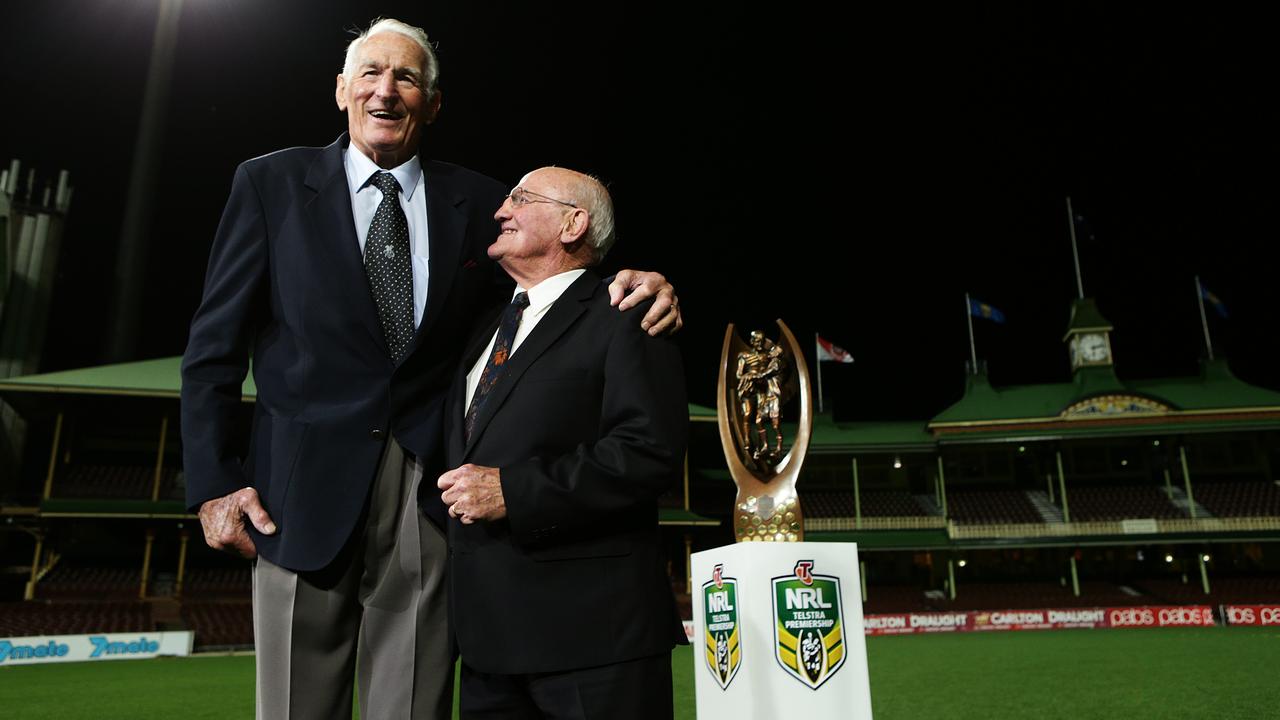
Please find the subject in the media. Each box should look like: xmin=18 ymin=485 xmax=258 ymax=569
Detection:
xmin=716 ymin=320 xmax=813 ymax=542
xmin=736 ymin=331 xmax=787 ymax=462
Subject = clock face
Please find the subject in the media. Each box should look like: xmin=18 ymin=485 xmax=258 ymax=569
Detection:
xmin=1078 ymin=333 xmax=1110 ymax=363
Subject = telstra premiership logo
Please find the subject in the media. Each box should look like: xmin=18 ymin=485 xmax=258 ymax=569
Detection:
xmin=702 ymin=563 xmax=742 ymax=689
xmin=772 ymin=560 xmax=846 ymax=690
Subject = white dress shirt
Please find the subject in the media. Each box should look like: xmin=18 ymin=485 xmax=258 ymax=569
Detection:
xmin=344 ymin=146 xmax=431 ymax=328
xmin=464 ymin=269 xmax=587 ymax=414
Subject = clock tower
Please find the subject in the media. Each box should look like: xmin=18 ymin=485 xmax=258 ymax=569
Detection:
xmin=1064 ymin=298 xmax=1114 ymax=372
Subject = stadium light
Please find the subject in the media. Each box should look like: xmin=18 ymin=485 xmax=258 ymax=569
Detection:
xmin=1153 ymin=440 xmax=1161 ymax=447
xmin=111 ymin=0 xmax=187 ymax=358
xmin=1120 ymin=459 xmax=1128 ymax=466
xmin=1164 ymin=554 xmax=1174 ymax=563
xmin=958 ymin=559 xmax=967 ymax=568
xmin=1018 ymin=445 xmax=1026 ymax=453
xmin=1202 ymin=554 xmax=1211 ymax=563
xmin=893 ymin=455 xmax=902 ymax=469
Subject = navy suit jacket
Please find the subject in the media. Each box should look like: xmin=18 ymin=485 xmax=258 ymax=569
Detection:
xmin=445 ymin=271 xmax=689 ymax=674
xmin=181 ymin=134 xmax=510 ymax=572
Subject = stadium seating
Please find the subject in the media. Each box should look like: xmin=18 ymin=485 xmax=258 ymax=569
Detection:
xmin=35 ymin=565 xmax=141 ymax=600
xmin=181 ymin=566 xmax=251 ymax=600
xmin=946 ymin=489 xmax=1044 ymax=524
xmin=803 ymin=489 xmax=931 ymax=518
xmin=1192 ymin=480 xmax=1280 ymax=517
xmin=1134 ymin=575 xmax=1280 ymax=605
xmin=180 ymin=601 xmax=254 ymax=649
xmin=51 ymin=464 xmax=179 ymax=500
xmin=0 ymin=601 xmax=153 ymax=636
xmin=859 ymin=581 xmax=1165 ymax=613
xmin=862 ymin=489 xmax=932 ymax=517
xmin=1067 ymin=485 xmax=1183 ymax=521
xmin=862 ymin=584 xmax=936 ymax=613
xmin=942 ymin=581 xmax=1157 ymax=611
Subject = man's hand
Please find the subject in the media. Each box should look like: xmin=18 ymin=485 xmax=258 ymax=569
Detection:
xmin=197 ymin=487 xmax=277 ymax=559
xmin=608 ymin=270 xmax=682 ymax=336
xmin=438 ymin=464 xmax=507 ymax=524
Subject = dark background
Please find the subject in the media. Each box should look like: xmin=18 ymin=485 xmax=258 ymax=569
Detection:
xmin=1 ymin=2 xmax=1275 ymax=419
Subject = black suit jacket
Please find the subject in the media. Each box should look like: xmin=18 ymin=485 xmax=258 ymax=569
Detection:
xmin=181 ymin=134 xmax=510 ymax=572
xmin=445 ymin=271 xmax=689 ymax=675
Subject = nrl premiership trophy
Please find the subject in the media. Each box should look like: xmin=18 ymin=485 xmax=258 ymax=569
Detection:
xmin=716 ymin=319 xmax=813 ymax=542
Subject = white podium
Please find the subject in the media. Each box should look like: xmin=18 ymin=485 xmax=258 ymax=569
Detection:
xmin=691 ymin=542 xmax=873 ymax=719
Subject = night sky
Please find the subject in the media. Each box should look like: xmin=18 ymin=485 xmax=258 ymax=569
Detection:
xmin=1 ymin=2 xmax=1275 ymax=420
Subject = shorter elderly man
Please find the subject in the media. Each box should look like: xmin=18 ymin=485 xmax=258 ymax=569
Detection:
xmin=438 ymin=168 xmax=688 ymax=719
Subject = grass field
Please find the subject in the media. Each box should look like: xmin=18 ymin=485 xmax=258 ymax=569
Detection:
xmin=2 ymin=627 xmax=1277 ymax=718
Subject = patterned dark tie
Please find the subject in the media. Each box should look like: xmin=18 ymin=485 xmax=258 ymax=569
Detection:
xmin=364 ymin=171 xmax=415 ymax=361
xmin=464 ymin=292 xmax=530 ymax=442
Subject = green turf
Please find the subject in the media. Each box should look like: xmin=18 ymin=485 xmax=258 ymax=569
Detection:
xmin=0 ymin=653 xmax=255 ymax=718
xmin=863 ymin=628 xmax=1280 ymax=720
xmin=2 ymin=629 xmax=1277 ymax=718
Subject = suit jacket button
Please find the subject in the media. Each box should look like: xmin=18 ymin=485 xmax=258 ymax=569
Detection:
xmin=370 ymin=429 xmax=384 ymax=440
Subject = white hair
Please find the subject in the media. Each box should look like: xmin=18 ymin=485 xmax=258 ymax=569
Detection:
xmin=343 ymin=18 xmax=439 ymax=99
xmin=566 ymin=174 xmax=616 ymax=262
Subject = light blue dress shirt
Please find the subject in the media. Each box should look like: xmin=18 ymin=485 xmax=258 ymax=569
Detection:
xmin=344 ymin=146 xmax=431 ymax=328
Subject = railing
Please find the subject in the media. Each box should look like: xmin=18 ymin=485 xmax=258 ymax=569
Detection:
xmin=805 ymin=516 xmax=947 ymax=531
xmin=948 ymin=516 xmax=1280 ymax=539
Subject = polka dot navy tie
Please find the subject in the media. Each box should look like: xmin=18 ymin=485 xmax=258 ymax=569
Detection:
xmin=364 ymin=171 xmax=414 ymax=361
xmin=464 ymin=292 xmax=530 ymax=443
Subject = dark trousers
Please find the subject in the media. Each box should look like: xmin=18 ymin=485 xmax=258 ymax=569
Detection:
xmin=459 ymin=652 xmax=674 ymax=720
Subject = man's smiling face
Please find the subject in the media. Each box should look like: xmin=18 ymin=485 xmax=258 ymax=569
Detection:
xmin=335 ymin=32 xmax=441 ymax=168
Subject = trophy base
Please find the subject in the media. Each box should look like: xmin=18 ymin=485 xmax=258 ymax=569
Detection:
xmin=734 ymin=491 xmax=804 ymax=542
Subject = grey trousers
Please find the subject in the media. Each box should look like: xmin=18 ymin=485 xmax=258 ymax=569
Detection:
xmin=253 ymin=442 xmax=451 ymax=720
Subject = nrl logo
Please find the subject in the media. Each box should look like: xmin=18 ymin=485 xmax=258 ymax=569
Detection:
xmin=772 ymin=560 xmax=845 ymax=690
xmin=702 ymin=563 xmax=741 ymax=689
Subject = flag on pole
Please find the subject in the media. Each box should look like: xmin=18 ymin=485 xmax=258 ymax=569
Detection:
xmin=1199 ymin=284 xmax=1229 ymax=319
xmin=816 ymin=335 xmax=854 ymax=363
xmin=967 ymin=298 xmax=1006 ymax=324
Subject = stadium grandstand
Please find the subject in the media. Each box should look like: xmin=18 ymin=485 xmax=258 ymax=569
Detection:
xmin=2 ymin=295 xmax=1279 ymax=651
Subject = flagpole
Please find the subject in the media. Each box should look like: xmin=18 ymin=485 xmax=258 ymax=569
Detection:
xmin=1195 ymin=275 xmax=1215 ymax=361
xmin=815 ymin=333 xmax=825 ymax=414
xmin=1067 ymin=196 xmax=1084 ymax=299
xmin=965 ymin=293 xmax=977 ymax=375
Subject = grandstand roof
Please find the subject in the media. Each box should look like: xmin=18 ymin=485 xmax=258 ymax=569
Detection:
xmin=0 ymin=357 xmax=255 ymax=399
xmin=6 ymin=357 xmax=1278 ymax=447
xmin=0 ymin=359 xmax=735 ymax=424
xmin=929 ymin=358 xmax=1280 ymax=443
xmin=798 ymin=416 xmax=936 ymax=452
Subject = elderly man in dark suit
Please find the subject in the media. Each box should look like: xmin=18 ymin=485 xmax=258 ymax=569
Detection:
xmin=438 ymin=167 xmax=688 ymax=720
xmin=180 ymin=19 xmax=679 ymax=720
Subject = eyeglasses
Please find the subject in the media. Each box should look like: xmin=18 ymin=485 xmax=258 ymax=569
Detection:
xmin=507 ymin=186 xmax=578 ymax=209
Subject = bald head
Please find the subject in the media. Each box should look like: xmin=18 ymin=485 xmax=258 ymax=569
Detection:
xmin=528 ymin=167 xmax=615 ymax=261
xmin=490 ymin=166 xmax=616 ymax=288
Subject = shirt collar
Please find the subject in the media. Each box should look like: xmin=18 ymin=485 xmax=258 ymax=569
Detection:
xmin=518 ymin=269 xmax=587 ymax=315
xmin=344 ymin=144 xmax=423 ymax=200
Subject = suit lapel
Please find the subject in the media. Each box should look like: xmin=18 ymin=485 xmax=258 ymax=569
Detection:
xmin=448 ymin=308 xmax=503 ymax=462
xmin=401 ymin=160 xmax=468 ymax=364
xmin=462 ymin=272 xmax=599 ymax=458
xmin=304 ymin=135 xmax=386 ymax=354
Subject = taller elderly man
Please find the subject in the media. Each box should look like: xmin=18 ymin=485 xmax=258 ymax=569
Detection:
xmin=180 ymin=18 xmax=679 ymax=720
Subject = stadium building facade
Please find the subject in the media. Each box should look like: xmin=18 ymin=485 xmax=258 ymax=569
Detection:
xmin=1 ymin=297 xmax=1279 ymax=647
